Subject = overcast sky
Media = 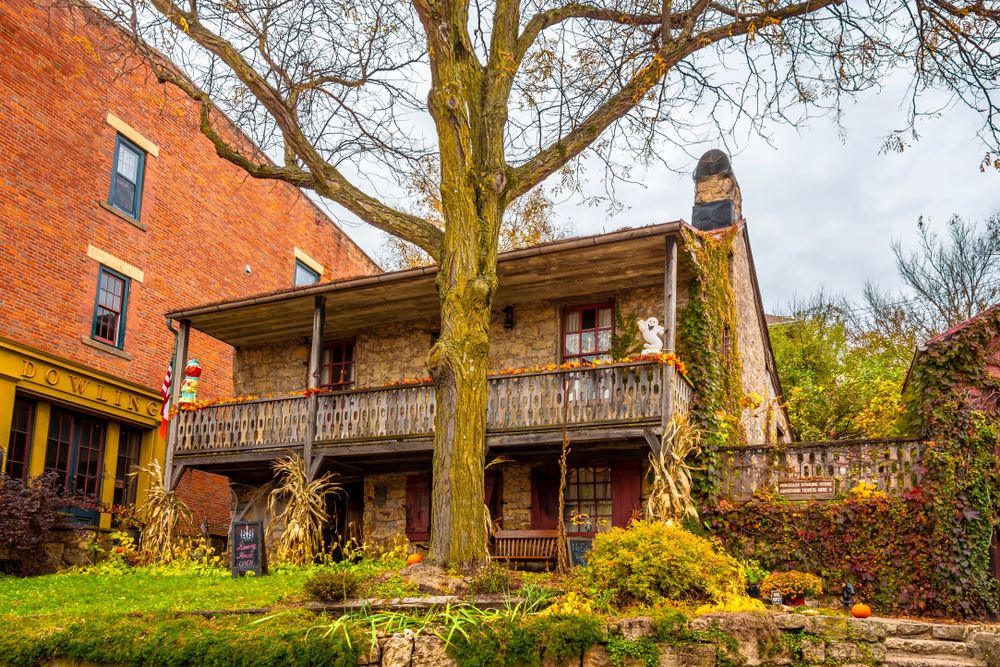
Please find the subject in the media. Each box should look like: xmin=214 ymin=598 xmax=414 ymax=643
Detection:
xmin=326 ymin=72 xmax=999 ymax=315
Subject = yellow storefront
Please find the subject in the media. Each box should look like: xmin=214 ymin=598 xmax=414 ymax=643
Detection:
xmin=0 ymin=337 xmax=163 ymax=529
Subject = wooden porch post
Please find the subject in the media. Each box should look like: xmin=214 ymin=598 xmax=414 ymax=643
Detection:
xmin=165 ymin=319 xmax=190 ymax=491
xmin=663 ymin=236 xmax=678 ymax=428
xmin=304 ymin=295 xmax=326 ymax=479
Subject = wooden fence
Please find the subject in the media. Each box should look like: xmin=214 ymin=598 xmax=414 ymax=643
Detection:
xmin=717 ymin=436 xmax=927 ymax=500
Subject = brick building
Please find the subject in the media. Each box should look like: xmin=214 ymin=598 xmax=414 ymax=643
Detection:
xmin=0 ymin=0 xmax=379 ymax=546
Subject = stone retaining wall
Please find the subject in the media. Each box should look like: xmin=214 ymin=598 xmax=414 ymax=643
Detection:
xmin=355 ymin=613 xmax=1000 ymax=667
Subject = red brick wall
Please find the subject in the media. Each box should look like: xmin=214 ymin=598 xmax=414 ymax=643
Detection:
xmin=176 ymin=469 xmax=234 ymax=538
xmin=0 ymin=0 xmax=380 ymax=531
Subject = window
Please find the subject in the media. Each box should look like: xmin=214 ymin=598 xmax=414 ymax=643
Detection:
xmin=114 ymin=428 xmax=142 ymax=505
xmin=109 ymin=135 xmax=145 ymax=219
xmin=563 ymin=467 xmax=613 ymax=535
xmin=294 ymin=259 xmax=320 ymax=286
xmin=92 ymin=266 xmax=130 ymax=348
xmin=45 ymin=408 xmax=106 ymax=500
xmin=5 ymin=399 xmax=34 ymax=482
xmin=563 ymin=303 xmax=614 ymax=363
xmin=531 ymin=462 xmax=641 ymax=532
xmin=320 ymin=340 xmax=356 ymax=390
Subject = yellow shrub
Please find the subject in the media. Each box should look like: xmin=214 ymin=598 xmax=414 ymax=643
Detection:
xmin=695 ymin=597 xmax=767 ymax=614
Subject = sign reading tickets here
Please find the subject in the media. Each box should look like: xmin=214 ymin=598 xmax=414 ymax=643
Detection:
xmin=776 ymin=478 xmax=836 ymax=500
xmin=231 ymin=520 xmax=267 ymax=577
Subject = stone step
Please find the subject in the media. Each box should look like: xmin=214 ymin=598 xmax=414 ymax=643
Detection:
xmin=885 ymin=638 xmax=976 ymax=659
xmin=887 ymin=656 xmax=985 ymax=667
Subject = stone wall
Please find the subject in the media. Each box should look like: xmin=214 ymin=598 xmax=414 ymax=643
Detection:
xmin=232 ymin=284 xmax=682 ymax=396
xmin=500 ymin=465 xmax=533 ymax=530
xmin=0 ymin=528 xmax=117 ymax=574
xmin=356 ymin=611 xmax=999 ymax=667
xmin=731 ymin=232 xmax=791 ymax=444
xmin=363 ymin=473 xmax=411 ymax=550
xmin=233 ymin=339 xmax=310 ymax=396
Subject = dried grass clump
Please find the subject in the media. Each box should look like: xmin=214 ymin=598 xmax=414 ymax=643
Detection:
xmin=646 ymin=413 xmax=702 ymax=523
xmin=134 ymin=460 xmax=192 ymax=563
xmin=268 ymin=453 xmax=341 ymax=565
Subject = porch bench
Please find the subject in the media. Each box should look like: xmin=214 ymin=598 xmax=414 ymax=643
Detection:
xmin=492 ymin=530 xmax=560 ymax=569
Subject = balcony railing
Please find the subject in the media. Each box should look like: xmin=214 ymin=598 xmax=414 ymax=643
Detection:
xmin=174 ymin=360 xmax=695 ymax=454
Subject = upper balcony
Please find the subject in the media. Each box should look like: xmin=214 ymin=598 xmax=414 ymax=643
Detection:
xmin=161 ymin=223 xmax=722 ymax=485
xmin=172 ymin=360 xmax=694 ymax=473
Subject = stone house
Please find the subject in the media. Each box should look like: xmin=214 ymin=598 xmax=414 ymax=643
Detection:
xmin=163 ymin=151 xmax=790 ymax=554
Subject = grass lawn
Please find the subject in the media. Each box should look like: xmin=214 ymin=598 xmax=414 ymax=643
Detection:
xmin=0 ymin=569 xmax=314 ymax=617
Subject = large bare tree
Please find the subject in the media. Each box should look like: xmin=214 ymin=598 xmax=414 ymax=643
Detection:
xmin=83 ymin=0 xmax=1000 ymax=563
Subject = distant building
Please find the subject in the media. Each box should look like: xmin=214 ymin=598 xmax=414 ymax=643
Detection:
xmin=0 ymin=0 xmax=378 ymax=552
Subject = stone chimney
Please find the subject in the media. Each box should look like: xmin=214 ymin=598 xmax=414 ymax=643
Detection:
xmin=691 ymin=149 xmax=742 ymax=231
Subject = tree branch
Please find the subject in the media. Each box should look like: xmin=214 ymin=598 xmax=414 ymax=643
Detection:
xmin=511 ymin=0 xmax=844 ymax=198
xmin=145 ymin=0 xmax=444 ymax=258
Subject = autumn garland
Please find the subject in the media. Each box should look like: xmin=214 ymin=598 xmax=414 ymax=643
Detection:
xmin=167 ymin=353 xmax=687 ymax=418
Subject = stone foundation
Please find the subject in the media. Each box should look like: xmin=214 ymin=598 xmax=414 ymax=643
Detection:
xmin=354 ymin=612 xmax=999 ymax=667
xmin=363 ymin=473 xmax=411 ymax=550
xmin=0 ymin=528 xmax=117 ymax=574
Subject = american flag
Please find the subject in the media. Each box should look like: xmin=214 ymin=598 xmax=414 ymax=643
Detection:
xmin=158 ymin=358 xmax=173 ymax=439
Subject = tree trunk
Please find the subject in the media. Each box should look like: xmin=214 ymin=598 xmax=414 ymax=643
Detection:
xmin=427 ymin=258 xmax=495 ymax=565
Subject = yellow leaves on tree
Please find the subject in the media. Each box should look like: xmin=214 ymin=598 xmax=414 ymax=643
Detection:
xmin=381 ymin=157 xmax=566 ymax=270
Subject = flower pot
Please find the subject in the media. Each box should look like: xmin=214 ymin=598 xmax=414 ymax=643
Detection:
xmin=789 ymin=595 xmax=805 ymax=606
xmin=747 ymin=584 xmax=762 ymax=599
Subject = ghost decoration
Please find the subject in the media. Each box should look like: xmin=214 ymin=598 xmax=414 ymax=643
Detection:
xmin=178 ymin=359 xmax=202 ymax=404
xmin=637 ymin=317 xmax=665 ymax=356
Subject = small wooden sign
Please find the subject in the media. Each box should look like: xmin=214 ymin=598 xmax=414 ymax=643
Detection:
xmin=231 ymin=520 xmax=267 ymax=577
xmin=777 ymin=478 xmax=836 ymax=500
xmin=567 ymin=537 xmax=594 ymax=568
xmin=771 ymin=590 xmax=783 ymax=606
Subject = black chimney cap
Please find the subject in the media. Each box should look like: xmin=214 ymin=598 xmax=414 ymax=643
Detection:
xmin=694 ymin=149 xmax=733 ymax=180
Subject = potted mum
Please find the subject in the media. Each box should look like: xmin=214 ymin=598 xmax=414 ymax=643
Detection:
xmin=760 ymin=571 xmax=823 ymax=606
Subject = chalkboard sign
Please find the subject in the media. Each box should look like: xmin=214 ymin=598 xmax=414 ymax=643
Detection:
xmin=231 ymin=520 xmax=267 ymax=577
xmin=771 ymin=590 xmax=783 ymax=606
xmin=567 ymin=537 xmax=594 ymax=568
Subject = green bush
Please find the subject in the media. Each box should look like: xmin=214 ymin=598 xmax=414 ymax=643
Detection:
xmin=446 ymin=613 xmax=604 ymax=667
xmin=304 ymin=572 xmax=363 ymax=601
xmin=470 ymin=561 xmax=521 ymax=595
xmin=568 ymin=522 xmax=744 ymax=608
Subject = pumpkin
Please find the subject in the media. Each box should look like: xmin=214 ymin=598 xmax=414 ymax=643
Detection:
xmin=406 ymin=553 xmax=423 ymax=565
xmin=851 ymin=603 xmax=871 ymax=618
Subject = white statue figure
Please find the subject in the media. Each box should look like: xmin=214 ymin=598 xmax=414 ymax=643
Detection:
xmin=637 ymin=317 xmax=665 ymax=356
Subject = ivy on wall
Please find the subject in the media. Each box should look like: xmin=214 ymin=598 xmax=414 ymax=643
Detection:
xmin=677 ymin=226 xmax=744 ymax=498
xmin=899 ymin=306 xmax=1000 ymax=617
xmin=705 ymin=307 xmax=1000 ymax=618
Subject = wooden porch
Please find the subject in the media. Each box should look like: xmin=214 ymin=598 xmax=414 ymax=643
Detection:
xmin=169 ymin=360 xmax=695 ymax=484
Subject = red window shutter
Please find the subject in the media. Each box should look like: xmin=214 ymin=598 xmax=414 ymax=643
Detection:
xmin=611 ymin=461 xmax=642 ymax=528
xmin=406 ymin=474 xmax=431 ymax=540
xmin=530 ymin=467 xmax=560 ymax=530
xmin=485 ymin=470 xmax=503 ymax=521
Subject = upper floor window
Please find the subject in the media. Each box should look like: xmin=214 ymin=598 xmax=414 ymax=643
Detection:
xmin=563 ymin=303 xmax=614 ymax=363
xmin=294 ymin=259 xmax=320 ymax=286
xmin=92 ymin=266 xmax=130 ymax=349
xmin=320 ymin=340 xmax=356 ymax=390
xmin=109 ymin=135 xmax=145 ymax=219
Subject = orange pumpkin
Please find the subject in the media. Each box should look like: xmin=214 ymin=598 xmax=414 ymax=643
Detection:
xmin=406 ymin=553 xmax=423 ymax=565
xmin=851 ymin=603 xmax=871 ymax=618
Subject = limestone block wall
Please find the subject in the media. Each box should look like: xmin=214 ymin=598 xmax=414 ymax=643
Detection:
xmin=233 ymin=339 xmax=309 ymax=396
xmin=354 ymin=611 xmax=1000 ymax=667
xmin=500 ymin=465 xmax=532 ymax=530
xmin=363 ymin=473 xmax=409 ymax=549
xmin=232 ymin=285 xmax=679 ymax=395
xmin=730 ymin=232 xmax=790 ymax=444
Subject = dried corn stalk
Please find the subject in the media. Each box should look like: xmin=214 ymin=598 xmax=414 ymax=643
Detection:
xmin=646 ymin=413 xmax=703 ymax=523
xmin=268 ymin=453 xmax=342 ymax=565
xmin=134 ymin=460 xmax=193 ymax=562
